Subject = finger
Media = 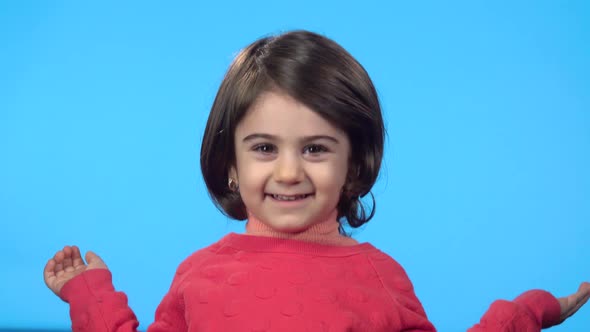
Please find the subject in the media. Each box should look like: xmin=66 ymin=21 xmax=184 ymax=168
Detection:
xmin=43 ymin=259 xmax=57 ymax=287
xmin=571 ymin=282 xmax=590 ymax=310
xmin=570 ymin=282 xmax=590 ymax=305
xmin=62 ymin=246 xmax=75 ymax=272
xmin=53 ymin=249 xmax=64 ymax=262
xmin=577 ymin=281 xmax=590 ymax=295
xmin=560 ymin=282 xmax=590 ymax=320
xmin=44 ymin=258 xmax=56 ymax=277
xmin=85 ymin=251 xmax=101 ymax=264
xmin=85 ymin=250 xmax=107 ymax=269
xmin=53 ymin=250 xmax=65 ymax=272
xmin=71 ymin=246 xmax=85 ymax=268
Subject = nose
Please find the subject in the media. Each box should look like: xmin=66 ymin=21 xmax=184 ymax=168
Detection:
xmin=273 ymin=151 xmax=303 ymax=184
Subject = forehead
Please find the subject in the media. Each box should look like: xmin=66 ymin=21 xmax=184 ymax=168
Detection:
xmin=236 ymin=90 xmax=345 ymax=138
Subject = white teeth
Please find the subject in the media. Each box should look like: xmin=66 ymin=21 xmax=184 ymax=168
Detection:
xmin=272 ymin=194 xmax=308 ymax=201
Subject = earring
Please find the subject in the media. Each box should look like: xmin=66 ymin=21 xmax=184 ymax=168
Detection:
xmin=228 ymin=178 xmax=239 ymax=191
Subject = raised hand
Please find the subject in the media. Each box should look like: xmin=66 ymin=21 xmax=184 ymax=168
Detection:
xmin=558 ymin=281 xmax=590 ymax=323
xmin=44 ymin=245 xmax=108 ymax=298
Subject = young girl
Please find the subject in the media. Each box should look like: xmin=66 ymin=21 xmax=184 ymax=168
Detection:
xmin=44 ymin=30 xmax=589 ymax=331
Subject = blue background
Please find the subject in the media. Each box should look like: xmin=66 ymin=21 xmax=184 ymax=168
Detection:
xmin=1 ymin=1 xmax=588 ymax=331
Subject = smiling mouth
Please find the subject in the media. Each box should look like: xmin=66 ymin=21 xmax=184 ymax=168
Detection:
xmin=268 ymin=194 xmax=313 ymax=201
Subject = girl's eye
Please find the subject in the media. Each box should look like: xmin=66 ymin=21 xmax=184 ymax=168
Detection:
xmin=252 ymin=144 xmax=276 ymax=154
xmin=304 ymin=144 xmax=328 ymax=154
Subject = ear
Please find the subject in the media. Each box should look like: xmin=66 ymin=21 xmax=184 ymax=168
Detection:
xmin=228 ymin=166 xmax=237 ymax=180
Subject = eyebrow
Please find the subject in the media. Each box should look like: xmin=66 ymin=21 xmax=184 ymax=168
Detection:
xmin=242 ymin=133 xmax=340 ymax=144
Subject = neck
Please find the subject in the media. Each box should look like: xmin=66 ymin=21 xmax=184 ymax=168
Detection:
xmin=244 ymin=210 xmax=358 ymax=246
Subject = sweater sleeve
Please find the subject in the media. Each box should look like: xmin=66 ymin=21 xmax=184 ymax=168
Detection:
xmin=468 ymin=289 xmax=562 ymax=332
xmin=368 ymin=251 xmax=437 ymax=332
xmin=60 ymin=269 xmax=186 ymax=332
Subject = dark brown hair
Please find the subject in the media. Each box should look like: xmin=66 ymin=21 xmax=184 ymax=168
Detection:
xmin=200 ymin=30 xmax=384 ymax=232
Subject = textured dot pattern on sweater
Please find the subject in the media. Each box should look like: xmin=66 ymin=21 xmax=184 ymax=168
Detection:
xmin=59 ymin=233 xmax=563 ymax=331
xmin=166 ymin=233 xmax=423 ymax=331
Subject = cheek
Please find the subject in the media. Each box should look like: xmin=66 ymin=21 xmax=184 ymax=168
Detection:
xmin=310 ymin=163 xmax=348 ymax=192
xmin=238 ymin=171 xmax=266 ymax=206
xmin=237 ymin=163 xmax=269 ymax=191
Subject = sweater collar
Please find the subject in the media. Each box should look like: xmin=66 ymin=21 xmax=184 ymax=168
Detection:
xmin=244 ymin=209 xmax=358 ymax=246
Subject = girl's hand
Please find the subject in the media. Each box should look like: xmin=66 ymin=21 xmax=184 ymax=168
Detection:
xmin=44 ymin=245 xmax=108 ymax=297
xmin=558 ymin=281 xmax=590 ymax=323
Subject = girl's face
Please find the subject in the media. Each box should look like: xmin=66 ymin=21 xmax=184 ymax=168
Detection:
xmin=231 ymin=90 xmax=351 ymax=233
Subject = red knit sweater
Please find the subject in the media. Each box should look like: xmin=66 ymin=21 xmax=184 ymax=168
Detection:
xmin=61 ymin=233 xmax=561 ymax=331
